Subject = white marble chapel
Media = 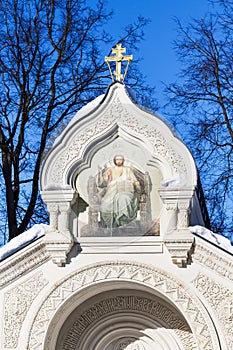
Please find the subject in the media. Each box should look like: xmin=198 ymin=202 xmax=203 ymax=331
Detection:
xmin=0 ymin=60 xmax=233 ymax=350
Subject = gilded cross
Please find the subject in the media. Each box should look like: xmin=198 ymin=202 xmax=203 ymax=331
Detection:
xmin=105 ymin=44 xmax=133 ymax=82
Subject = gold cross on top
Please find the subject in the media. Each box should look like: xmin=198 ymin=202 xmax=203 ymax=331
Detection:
xmin=105 ymin=44 xmax=133 ymax=82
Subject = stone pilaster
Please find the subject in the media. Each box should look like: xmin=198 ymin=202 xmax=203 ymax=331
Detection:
xmin=158 ymin=187 xmax=195 ymax=267
xmin=41 ymin=189 xmax=76 ymax=266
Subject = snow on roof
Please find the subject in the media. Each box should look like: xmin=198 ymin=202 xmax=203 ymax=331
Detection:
xmin=189 ymin=225 xmax=233 ymax=255
xmin=1 ymin=223 xmax=232 ymax=263
xmin=77 ymin=94 xmax=105 ymax=115
xmin=0 ymin=224 xmax=49 ymax=262
xmin=52 ymin=94 xmax=105 ymax=147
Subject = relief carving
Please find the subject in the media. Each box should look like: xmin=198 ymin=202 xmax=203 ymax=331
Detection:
xmin=195 ymin=273 xmax=233 ymax=349
xmin=49 ymin=96 xmax=187 ymax=185
xmin=28 ymin=262 xmax=219 ymax=350
xmin=193 ymin=243 xmax=233 ymax=281
xmin=62 ymin=296 xmax=193 ymax=350
xmin=0 ymin=242 xmax=49 ymax=287
xmin=4 ymin=271 xmax=48 ymax=348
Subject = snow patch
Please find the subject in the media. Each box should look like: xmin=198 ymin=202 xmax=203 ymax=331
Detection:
xmin=189 ymin=225 xmax=233 ymax=254
xmin=78 ymin=94 xmax=105 ymax=114
xmin=44 ymin=184 xmax=72 ymax=190
xmin=0 ymin=224 xmax=49 ymax=261
xmin=161 ymin=173 xmax=188 ymax=187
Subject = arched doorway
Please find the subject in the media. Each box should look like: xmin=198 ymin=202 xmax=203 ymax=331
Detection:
xmin=56 ymin=289 xmax=195 ymax=350
xmin=28 ymin=261 xmax=221 ymax=350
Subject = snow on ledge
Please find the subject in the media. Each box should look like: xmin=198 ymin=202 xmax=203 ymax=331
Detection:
xmin=189 ymin=225 xmax=233 ymax=254
xmin=0 ymin=224 xmax=49 ymax=262
xmin=43 ymin=184 xmax=72 ymax=191
xmin=161 ymin=173 xmax=188 ymax=188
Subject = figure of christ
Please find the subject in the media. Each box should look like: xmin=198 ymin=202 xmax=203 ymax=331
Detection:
xmin=96 ymin=155 xmax=141 ymax=228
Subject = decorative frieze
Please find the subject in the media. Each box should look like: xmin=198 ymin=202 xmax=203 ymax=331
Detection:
xmin=193 ymin=242 xmax=233 ymax=281
xmin=0 ymin=242 xmax=49 ymax=288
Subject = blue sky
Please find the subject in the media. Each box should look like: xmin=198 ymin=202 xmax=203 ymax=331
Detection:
xmin=102 ymin=0 xmax=213 ymax=104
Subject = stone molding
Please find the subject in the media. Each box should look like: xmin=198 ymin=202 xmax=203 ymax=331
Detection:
xmin=3 ymin=271 xmax=48 ymax=348
xmin=194 ymin=273 xmax=233 ymax=349
xmin=0 ymin=241 xmax=49 ymax=288
xmin=111 ymin=338 xmax=145 ymax=350
xmin=27 ymin=261 xmax=220 ymax=350
xmin=193 ymin=241 xmax=233 ymax=281
xmin=164 ymin=238 xmax=195 ymax=267
xmin=62 ymin=295 xmax=195 ymax=350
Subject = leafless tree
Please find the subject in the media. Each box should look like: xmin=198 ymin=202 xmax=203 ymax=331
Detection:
xmin=166 ymin=0 xmax=233 ymax=237
xmin=0 ymin=0 xmax=155 ymax=243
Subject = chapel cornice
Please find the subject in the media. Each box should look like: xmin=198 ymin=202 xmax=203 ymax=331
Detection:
xmin=193 ymin=237 xmax=233 ymax=282
xmin=0 ymin=239 xmax=49 ymax=288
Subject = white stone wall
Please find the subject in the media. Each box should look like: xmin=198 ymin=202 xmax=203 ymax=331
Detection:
xmin=0 ymin=235 xmax=232 ymax=350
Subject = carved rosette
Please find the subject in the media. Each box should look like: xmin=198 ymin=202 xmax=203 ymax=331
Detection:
xmin=4 ymin=271 xmax=48 ymax=348
xmin=28 ymin=261 xmax=220 ymax=350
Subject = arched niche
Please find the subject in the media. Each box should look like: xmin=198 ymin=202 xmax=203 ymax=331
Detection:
xmin=54 ymin=288 xmax=195 ymax=350
xmin=40 ymin=83 xmax=197 ymax=191
xmin=68 ymin=128 xmax=165 ymax=238
xmin=39 ymin=83 xmax=202 ymax=265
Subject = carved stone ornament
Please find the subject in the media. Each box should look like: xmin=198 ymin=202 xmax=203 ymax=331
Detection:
xmin=4 ymin=271 xmax=48 ymax=348
xmin=195 ymin=273 xmax=233 ymax=349
xmin=45 ymin=89 xmax=189 ymax=187
xmin=0 ymin=241 xmax=49 ymax=288
xmin=164 ymin=238 xmax=195 ymax=267
xmin=44 ymin=229 xmax=73 ymax=266
xmin=193 ymin=241 xmax=233 ymax=281
xmin=27 ymin=261 xmax=220 ymax=350
xmin=62 ymin=295 xmax=195 ymax=350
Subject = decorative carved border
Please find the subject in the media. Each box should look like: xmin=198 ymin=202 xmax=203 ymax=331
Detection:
xmin=49 ymin=94 xmax=187 ymax=184
xmin=0 ymin=241 xmax=49 ymax=288
xmin=4 ymin=271 xmax=48 ymax=348
xmin=28 ymin=261 xmax=220 ymax=350
xmin=193 ymin=242 xmax=233 ymax=281
xmin=62 ymin=295 xmax=195 ymax=350
xmin=195 ymin=273 xmax=233 ymax=349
